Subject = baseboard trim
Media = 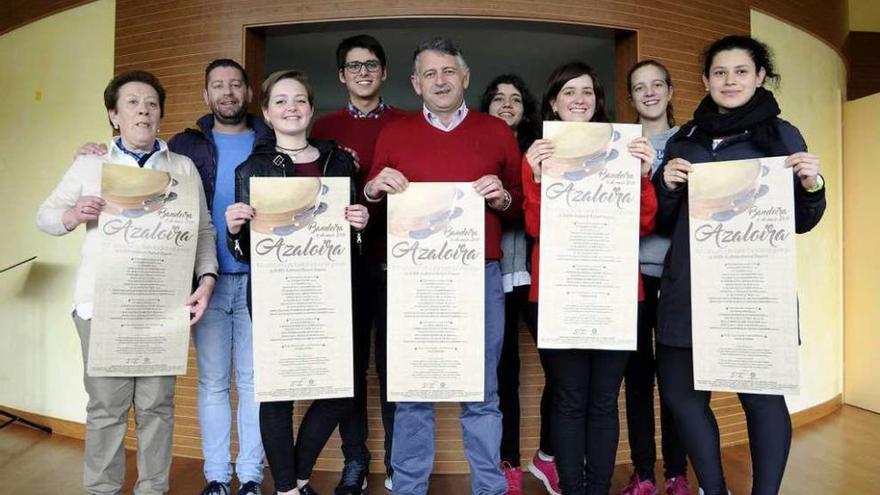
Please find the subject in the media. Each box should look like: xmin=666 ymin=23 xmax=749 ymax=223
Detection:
xmin=791 ymin=394 xmax=843 ymax=428
xmin=3 ymin=392 xmax=844 ymax=464
xmin=0 ymin=405 xmax=85 ymax=439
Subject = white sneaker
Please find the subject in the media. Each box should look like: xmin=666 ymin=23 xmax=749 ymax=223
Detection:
xmin=384 ymin=476 xmax=393 ymax=491
xmin=698 ymin=489 xmax=732 ymax=495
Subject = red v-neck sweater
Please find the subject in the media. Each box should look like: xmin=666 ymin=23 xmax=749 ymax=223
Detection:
xmin=311 ymin=107 xmax=410 ymax=262
xmin=368 ymin=110 xmax=523 ymax=260
xmin=522 ymin=155 xmax=657 ymax=302
xmin=311 ymin=107 xmax=410 ymax=186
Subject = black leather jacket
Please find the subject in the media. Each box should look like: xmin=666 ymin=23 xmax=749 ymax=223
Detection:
xmin=225 ymin=138 xmax=362 ymax=313
xmin=226 ymin=138 xmax=360 ymax=262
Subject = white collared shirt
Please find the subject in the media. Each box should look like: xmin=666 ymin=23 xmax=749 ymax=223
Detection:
xmin=422 ymin=100 xmax=468 ymax=132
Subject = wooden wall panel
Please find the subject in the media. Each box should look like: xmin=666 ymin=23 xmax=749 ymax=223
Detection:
xmin=751 ymin=0 xmax=849 ymax=55
xmin=845 ymin=31 xmax=880 ymax=101
xmin=107 ymin=0 xmax=849 ymax=476
xmin=0 ymin=0 xmax=93 ymax=35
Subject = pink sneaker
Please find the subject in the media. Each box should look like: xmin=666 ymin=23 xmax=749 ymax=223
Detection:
xmin=664 ymin=476 xmax=691 ymax=495
xmin=502 ymin=462 xmax=523 ymax=495
xmin=621 ymin=473 xmax=658 ymax=495
xmin=526 ymin=452 xmax=561 ymax=495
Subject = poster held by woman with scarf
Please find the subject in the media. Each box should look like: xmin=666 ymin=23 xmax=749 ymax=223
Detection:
xmin=687 ymin=156 xmax=799 ymax=394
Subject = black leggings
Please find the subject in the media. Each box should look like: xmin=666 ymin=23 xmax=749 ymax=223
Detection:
xmin=546 ymin=346 xmax=630 ymax=495
xmin=260 ymin=398 xmax=353 ymax=492
xmin=498 ymin=293 xmax=553 ymax=466
xmin=623 ymin=275 xmax=687 ymax=480
xmin=656 ymin=344 xmax=792 ymax=495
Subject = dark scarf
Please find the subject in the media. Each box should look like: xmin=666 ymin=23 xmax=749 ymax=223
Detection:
xmin=692 ymin=87 xmax=790 ymax=156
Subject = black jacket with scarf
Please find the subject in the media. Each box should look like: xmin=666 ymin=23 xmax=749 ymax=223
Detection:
xmin=652 ymin=118 xmax=826 ymax=348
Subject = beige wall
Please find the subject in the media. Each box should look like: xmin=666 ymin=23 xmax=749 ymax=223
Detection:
xmin=849 ymin=0 xmax=880 ymax=32
xmin=843 ymin=92 xmax=880 ymax=413
xmin=751 ymin=11 xmax=846 ymax=412
xmin=0 ymin=0 xmax=114 ymax=422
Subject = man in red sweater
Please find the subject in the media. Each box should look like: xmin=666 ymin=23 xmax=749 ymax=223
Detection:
xmin=363 ymin=37 xmax=522 ymax=495
xmin=310 ymin=34 xmax=407 ymax=495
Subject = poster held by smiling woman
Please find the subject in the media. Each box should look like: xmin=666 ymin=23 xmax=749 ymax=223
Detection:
xmin=537 ymin=121 xmax=643 ymax=350
xmin=89 ymin=163 xmax=200 ymax=376
xmin=688 ymin=157 xmax=799 ymax=394
xmin=248 ymin=176 xmax=354 ymax=401
xmin=387 ymin=182 xmax=485 ymax=401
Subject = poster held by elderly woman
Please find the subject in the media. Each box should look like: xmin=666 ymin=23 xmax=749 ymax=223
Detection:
xmin=537 ymin=122 xmax=642 ymax=350
xmin=249 ymin=177 xmax=353 ymax=401
xmin=688 ymin=157 xmax=799 ymax=394
xmin=387 ymin=183 xmax=485 ymax=402
xmin=88 ymin=163 xmax=199 ymax=376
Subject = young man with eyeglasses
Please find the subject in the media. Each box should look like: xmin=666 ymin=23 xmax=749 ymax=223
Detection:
xmin=310 ymin=34 xmax=408 ymax=495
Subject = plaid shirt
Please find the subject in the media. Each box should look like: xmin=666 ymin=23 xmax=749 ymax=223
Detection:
xmin=346 ymin=97 xmax=388 ymax=119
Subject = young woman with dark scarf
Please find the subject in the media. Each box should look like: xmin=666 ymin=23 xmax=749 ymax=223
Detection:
xmin=652 ymin=36 xmax=826 ymax=495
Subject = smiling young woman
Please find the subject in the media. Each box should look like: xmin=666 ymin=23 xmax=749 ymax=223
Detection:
xmin=652 ymin=35 xmax=826 ymax=495
xmin=520 ymin=61 xmax=658 ymax=495
xmin=619 ymin=59 xmax=692 ymax=495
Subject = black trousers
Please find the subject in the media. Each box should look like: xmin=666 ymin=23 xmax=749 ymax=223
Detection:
xmin=260 ymin=398 xmax=353 ymax=492
xmin=623 ymin=275 xmax=687 ymax=480
xmin=546 ymin=344 xmax=631 ymax=495
xmin=342 ymin=261 xmax=395 ymax=475
xmin=497 ymin=292 xmax=554 ymax=466
xmin=656 ymin=344 xmax=792 ymax=495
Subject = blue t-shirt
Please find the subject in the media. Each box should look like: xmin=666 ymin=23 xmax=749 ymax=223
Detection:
xmin=212 ymin=130 xmax=255 ymax=273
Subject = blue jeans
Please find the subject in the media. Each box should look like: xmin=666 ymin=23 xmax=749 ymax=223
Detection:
xmin=193 ymin=273 xmax=264 ymax=484
xmin=391 ymin=262 xmax=506 ymax=495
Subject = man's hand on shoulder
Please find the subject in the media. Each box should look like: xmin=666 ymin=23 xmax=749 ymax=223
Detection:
xmin=74 ymin=142 xmax=107 ymax=160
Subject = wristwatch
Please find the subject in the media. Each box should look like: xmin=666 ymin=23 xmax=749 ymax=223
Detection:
xmin=491 ymin=189 xmax=512 ymax=211
xmin=805 ymin=174 xmax=825 ymax=193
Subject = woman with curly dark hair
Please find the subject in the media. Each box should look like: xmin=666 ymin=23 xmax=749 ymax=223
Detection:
xmin=480 ymin=74 xmax=558 ymax=495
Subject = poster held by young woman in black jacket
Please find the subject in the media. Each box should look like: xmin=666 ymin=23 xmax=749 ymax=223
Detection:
xmin=249 ymin=176 xmax=354 ymax=401
xmin=688 ymin=156 xmax=799 ymax=394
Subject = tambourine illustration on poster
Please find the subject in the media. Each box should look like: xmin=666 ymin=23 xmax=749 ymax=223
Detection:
xmin=250 ymin=177 xmax=329 ymax=236
xmin=543 ymin=122 xmax=622 ymax=181
xmin=689 ymin=159 xmax=770 ymax=222
xmin=388 ymin=182 xmax=465 ymax=240
xmin=101 ymin=163 xmax=177 ymax=217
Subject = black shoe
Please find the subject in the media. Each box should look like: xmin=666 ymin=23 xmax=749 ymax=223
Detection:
xmin=237 ymin=480 xmax=262 ymax=495
xmin=201 ymin=481 xmax=231 ymax=495
xmin=334 ymin=459 xmax=369 ymax=495
xmin=300 ymin=484 xmax=321 ymax=495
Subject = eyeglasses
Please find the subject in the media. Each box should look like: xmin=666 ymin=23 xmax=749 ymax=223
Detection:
xmin=343 ymin=60 xmax=382 ymax=73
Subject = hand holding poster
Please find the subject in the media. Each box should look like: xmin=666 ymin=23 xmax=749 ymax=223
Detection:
xmin=387 ymin=183 xmax=485 ymax=402
xmin=688 ymin=157 xmax=800 ymax=394
xmin=89 ymin=163 xmax=198 ymax=376
xmin=537 ymin=122 xmax=642 ymax=350
xmin=249 ymin=177 xmax=353 ymax=402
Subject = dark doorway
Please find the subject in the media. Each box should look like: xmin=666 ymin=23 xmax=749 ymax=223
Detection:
xmin=245 ymin=18 xmax=637 ymax=122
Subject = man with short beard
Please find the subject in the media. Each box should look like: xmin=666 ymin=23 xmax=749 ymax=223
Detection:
xmin=168 ymin=59 xmax=272 ymax=495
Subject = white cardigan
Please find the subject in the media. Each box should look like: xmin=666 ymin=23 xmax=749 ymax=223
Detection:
xmin=36 ymin=139 xmax=218 ymax=319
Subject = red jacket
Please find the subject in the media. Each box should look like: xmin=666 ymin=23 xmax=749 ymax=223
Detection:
xmin=522 ymin=156 xmax=657 ymax=302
